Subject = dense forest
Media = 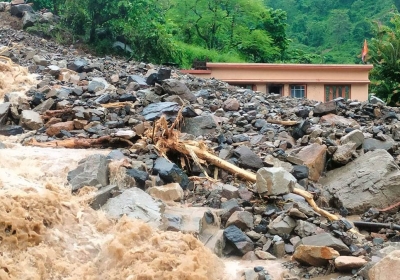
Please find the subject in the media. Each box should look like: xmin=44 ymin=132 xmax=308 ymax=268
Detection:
xmin=268 ymin=0 xmax=398 ymax=63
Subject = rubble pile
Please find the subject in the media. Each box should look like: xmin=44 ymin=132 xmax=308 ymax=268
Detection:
xmin=2 ymin=3 xmax=400 ymax=280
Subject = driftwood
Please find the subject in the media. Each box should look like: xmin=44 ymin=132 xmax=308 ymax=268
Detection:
xmin=267 ymin=118 xmax=298 ymax=126
xmin=101 ymin=102 xmax=135 ymax=108
xmin=378 ymin=201 xmax=400 ymax=212
xmin=144 ymin=111 xmax=349 ymax=224
xmin=25 ymin=136 xmax=134 ymax=148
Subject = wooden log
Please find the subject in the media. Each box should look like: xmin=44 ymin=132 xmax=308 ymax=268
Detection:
xmin=25 ymin=136 xmax=133 ymax=149
xmin=267 ymin=118 xmax=298 ymax=126
xmin=101 ymin=102 xmax=135 ymax=108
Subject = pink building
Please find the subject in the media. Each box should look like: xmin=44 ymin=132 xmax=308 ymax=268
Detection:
xmin=181 ymin=63 xmax=373 ymax=102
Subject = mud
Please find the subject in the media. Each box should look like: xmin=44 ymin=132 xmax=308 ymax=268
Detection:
xmin=0 ymin=145 xmax=225 ymax=280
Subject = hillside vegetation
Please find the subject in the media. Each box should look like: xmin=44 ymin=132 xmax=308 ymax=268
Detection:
xmin=267 ymin=0 xmax=397 ymax=63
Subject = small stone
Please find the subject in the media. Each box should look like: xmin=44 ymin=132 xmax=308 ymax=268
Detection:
xmin=293 ymin=245 xmax=340 ymax=267
xmin=223 ymin=98 xmax=240 ymax=111
xmin=334 ymin=256 xmax=367 ymax=272
xmin=147 ymin=183 xmax=184 ymax=202
xmin=226 ymin=211 xmax=254 ymax=230
xmin=255 ymin=250 xmax=276 ymax=260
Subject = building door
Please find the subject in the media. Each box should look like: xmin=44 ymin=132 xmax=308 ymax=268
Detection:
xmin=325 ymin=85 xmax=351 ymax=101
xmin=268 ymin=84 xmax=283 ymax=95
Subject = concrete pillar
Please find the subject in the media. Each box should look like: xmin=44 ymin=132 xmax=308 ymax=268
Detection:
xmin=283 ymin=84 xmax=290 ymax=97
xmin=254 ymin=84 xmax=267 ymax=93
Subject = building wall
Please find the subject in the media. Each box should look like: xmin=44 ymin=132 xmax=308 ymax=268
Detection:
xmin=180 ymin=63 xmax=373 ymax=102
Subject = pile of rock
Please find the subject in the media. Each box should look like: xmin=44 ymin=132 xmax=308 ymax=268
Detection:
xmin=3 ymin=6 xmax=400 ymax=280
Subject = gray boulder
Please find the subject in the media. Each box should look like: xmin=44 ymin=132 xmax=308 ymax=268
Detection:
xmin=20 ymin=110 xmax=43 ymax=130
xmin=223 ymin=225 xmax=254 ymax=255
xmin=296 ymin=233 xmax=350 ymax=254
xmin=142 ymin=102 xmax=180 ymax=121
xmin=67 ymin=154 xmax=109 ymax=191
xmin=67 ymin=59 xmax=87 ymax=73
xmin=162 ymin=79 xmax=196 ymax=102
xmin=268 ymin=215 xmax=297 ymax=235
xmin=22 ymin=11 xmax=38 ymax=28
xmin=181 ymin=114 xmax=217 ymax=136
xmin=153 ymin=157 xmax=189 ymax=189
xmin=256 ymin=167 xmax=296 ymax=195
xmin=320 ymin=149 xmax=400 ymax=214
xmin=32 ymin=54 xmax=49 ymax=66
xmin=234 ymin=146 xmax=263 ymax=170
xmin=102 ymin=187 xmax=164 ymax=228
xmin=10 ymin=4 xmax=33 ymax=17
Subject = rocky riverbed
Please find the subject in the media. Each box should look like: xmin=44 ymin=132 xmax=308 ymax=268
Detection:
xmin=2 ymin=2 xmax=400 ymax=280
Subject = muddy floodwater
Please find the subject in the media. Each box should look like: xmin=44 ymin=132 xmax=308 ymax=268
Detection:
xmin=0 ymin=142 xmax=292 ymax=279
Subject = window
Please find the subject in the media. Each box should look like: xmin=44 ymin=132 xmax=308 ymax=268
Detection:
xmin=290 ymin=85 xmax=306 ymax=98
xmin=325 ymin=85 xmax=351 ymax=101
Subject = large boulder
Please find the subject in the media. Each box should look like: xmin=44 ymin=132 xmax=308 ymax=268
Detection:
xmin=10 ymin=4 xmax=33 ymax=17
xmin=102 ymin=187 xmax=164 ymax=228
xmin=20 ymin=110 xmax=43 ymax=130
xmin=320 ymin=149 xmax=400 ymax=214
xmin=142 ymin=102 xmax=180 ymax=121
xmin=293 ymin=245 xmax=339 ymax=267
xmin=22 ymin=11 xmax=38 ymax=28
xmin=369 ymin=250 xmax=400 ymax=280
xmin=67 ymin=154 xmax=109 ymax=191
xmin=223 ymin=225 xmax=254 ymax=255
xmin=181 ymin=114 xmax=217 ymax=136
xmin=153 ymin=157 xmax=190 ymax=189
xmin=234 ymin=146 xmax=263 ymax=170
xmin=256 ymin=167 xmax=296 ymax=195
xmin=162 ymin=79 xmax=196 ymax=102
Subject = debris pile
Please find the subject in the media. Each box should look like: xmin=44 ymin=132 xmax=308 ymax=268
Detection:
xmin=2 ymin=4 xmax=400 ymax=280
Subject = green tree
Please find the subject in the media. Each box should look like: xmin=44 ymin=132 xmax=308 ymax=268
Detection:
xmin=327 ymin=9 xmax=351 ymax=45
xmin=370 ymin=12 xmax=400 ymax=105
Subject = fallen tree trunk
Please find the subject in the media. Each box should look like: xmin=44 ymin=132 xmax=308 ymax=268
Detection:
xmin=25 ymin=136 xmax=134 ymax=148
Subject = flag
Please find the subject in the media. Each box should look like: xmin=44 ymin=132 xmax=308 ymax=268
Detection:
xmin=362 ymin=39 xmax=368 ymax=63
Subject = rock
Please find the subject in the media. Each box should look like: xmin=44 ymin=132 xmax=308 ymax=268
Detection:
xmin=320 ymin=149 xmax=400 ymax=214
xmin=369 ymin=250 xmax=400 ymax=280
xmin=88 ymin=79 xmax=107 ymax=92
xmin=293 ymin=245 xmax=340 ymax=267
xmin=223 ymin=98 xmax=240 ymax=111
xmin=125 ymin=168 xmax=149 ymax=189
xmin=22 ymin=11 xmax=37 ymax=28
xmin=288 ymin=143 xmax=327 ymax=181
xmin=268 ymin=215 xmax=296 ymax=235
xmin=221 ymin=184 xmax=239 ymax=199
xmin=142 ymin=102 xmax=180 ymax=121
xmin=255 ymin=250 xmax=276 ymax=260
xmin=152 ymin=157 xmax=189 ymax=189
xmin=46 ymin=121 xmax=74 ymax=136
xmin=20 ymin=110 xmax=43 ymax=130
xmin=363 ymin=138 xmax=396 ymax=152
xmin=334 ymin=256 xmax=367 ymax=272
xmin=297 ymin=233 xmax=350 ymax=254
xmin=127 ymin=75 xmax=148 ymax=88
xmin=102 ymin=187 xmax=164 ymax=228
xmin=234 ymin=146 xmax=263 ymax=170
xmin=313 ymin=101 xmax=337 ymax=116
xmin=273 ymin=241 xmax=286 ymax=258
xmin=147 ymin=183 xmax=184 ymax=202
xmin=0 ymin=125 xmax=24 ymax=136
xmin=0 ymin=102 xmax=10 ymax=125
xmin=181 ymin=114 xmax=217 ymax=136
xmin=294 ymin=220 xmax=318 ymax=238
xmin=0 ymin=2 xmax=6 ymax=12
xmin=226 ymin=211 xmax=254 ymax=230
xmin=223 ymin=225 xmax=254 ymax=255
xmin=90 ymin=185 xmax=119 ymax=210
xmin=163 ymin=207 xmax=219 ymax=235
xmin=67 ymin=154 xmax=109 ymax=191
xmin=340 ymin=129 xmax=364 ymax=148
xmin=204 ymin=230 xmax=225 ymax=257
xmin=162 ymin=79 xmax=196 ymax=102
xmin=112 ymin=41 xmax=133 ymax=53
xmin=10 ymin=4 xmax=33 ymax=17
xmin=67 ymin=59 xmax=88 ymax=73
xmin=320 ymin=114 xmax=358 ymax=127
xmin=291 ymin=165 xmax=309 ymax=180
xmin=370 ymin=95 xmax=385 ymax=105
xmin=332 ymin=142 xmax=357 ymax=164
xmin=256 ymin=167 xmax=296 ymax=195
